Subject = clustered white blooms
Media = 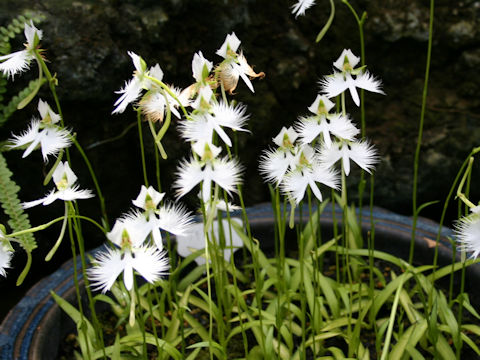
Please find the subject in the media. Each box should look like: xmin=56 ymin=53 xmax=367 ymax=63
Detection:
xmin=174 ymin=33 xmax=262 ymax=207
xmin=455 ymin=206 xmax=480 ymax=259
xmin=9 ymin=99 xmax=72 ymax=161
xmin=88 ymin=186 xmax=193 ymax=293
xmin=0 ymin=21 xmax=42 ymax=79
xmin=260 ymin=49 xmax=382 ymax=204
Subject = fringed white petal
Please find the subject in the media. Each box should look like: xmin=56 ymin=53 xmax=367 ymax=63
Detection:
xmin=156 ymin=203 xmax=194 ymax=236
xmin=174 ymin=159 xmax=205 ymax=198
xmin=88 ymin=247 xmax=126 ymax=293
xmin=0 ymin=50 xmax=32 ymax=79
xmin=455 ymin=214 xmax=480 ymax=259
xmin=211 ymin=157 xmax=243 ymax=195
xmin=112 ymin=77 xmax=143 ymax=114
xmin=291 ymin=0 xmax=316 ymax=17
xmin=354 ymin=71 xmax=385 ymax=95
xmin=328 ymin=114 xmax=360 ymax=142
xmin=131 ymin=246 xmax=169 ymax=284
xmin=348 ymin=140 xmax=379 ymax=174
xmin=0 ymin=246 xmax=12 ymax=277
xmin=319 ymin=72 xmax=349 ymax=99
xmin=259 ymin=148 xmax=295 ymax=185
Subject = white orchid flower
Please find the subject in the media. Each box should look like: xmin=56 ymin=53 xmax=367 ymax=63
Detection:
xmin=295 ymin=113 xmax=359 ymax=148
xmin=131 ymin=186 xmax=194 ymax=250
xmin=9 ymin=99 xmax=71 ymax=161
xmin=216 ymin=33 xmax=264 ymax=94
xmin=281 ymin=145 xmax=339 ymax=203
xmin=22 ymin=162 xmax=94 ymax=208
xmin=179 ymin=101 xmax=249 ymax=146
xmin=88 ymin=245 xmax=169 ymax=293
xmin=113 ymin=52 xmax=163 ymax=114
xmin=175 ymin=143 xmax=243 ymax=203
xmin=318 ymin=139 xmax=378 ymax=176
xmin=0 ymin=21 xmax=42 ymax=79
xmin=320 ymin=49 xmax=385 ymax=106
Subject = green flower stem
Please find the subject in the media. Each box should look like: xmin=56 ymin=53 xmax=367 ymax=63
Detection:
xmin=456 ymin=157 xmax=476 ymax=209
xmin=410 ymin=0 xmax=434 ymax=265
xmin=223 ymin=191 xmax=249 ymax=357
xmin=44 ymin=202 xmax=68 ymax=261
xmin=70 ymin=135 xmax=109 ymax=230
xmin=137 ymin=109 xmax=149 ymax=186
xmin=67 ymin=213 xmax=92 ymax=360
xmin=380 ymin=275 xmax=405 ymax=360
xmin=199 ymin=197 xmax=215 ymax=360
xmin=34 ymin=50 xmax=63 ymax=122
xmin=343 ymin=0 xmax=369 ymax=220
xmin=298 ymin=201 xmax=307 ymax=360
xmin=156 ymin=91 xmax=172 ymax=142
xmin=16 ymin=250 xmax=32 ymax=286
xmin=148 ymin=119 xmax=168 ymax=159
xmin=69 ymin=201 xmax=106 ymax=359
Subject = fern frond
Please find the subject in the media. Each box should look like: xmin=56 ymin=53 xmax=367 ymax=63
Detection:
xmin=0 ymin=152 xmax=36 ymax=252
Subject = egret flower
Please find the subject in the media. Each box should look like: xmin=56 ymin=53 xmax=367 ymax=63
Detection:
xmin=131 ymin=186 xmax=194 ymax=250
xmin=88 ymin=245 xmax=169 ymax=293
xmin=175 ymin=143 xmax=243 ymax=203
xmin=179 ymin=101 xmax=249 ymax=146
xmin=259 ymin=127 xmax=300 ymax=186
xmin=216 ymin=32 xmax=264 ymax=94
xmin=0 ymin=21 xmax=42 ymax=79
xmin=113 ymin=52 xmax=164 ymax=114
xmin=9 ymin=99 xmax=71 ymax=161
xmin=455 ymin=206 xmax=480 ymax=259
xmin=320 ymin=49 xmax=384 ymax=106
xmin=295 ymin=113 xmax=359 ymax=147
xmin=22 ymin=162 xmax=94 ymax=208
xmin=318 ymin=139 xmax=378 ymax=176
xmin=292 ymin=0 xmax=316 ymax=18
xmin=281 ymin=145 xmax=339 ymax=203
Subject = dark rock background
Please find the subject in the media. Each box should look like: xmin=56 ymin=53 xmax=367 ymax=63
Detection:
xmin=1 ymin=0 xmax=479 ymax=318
